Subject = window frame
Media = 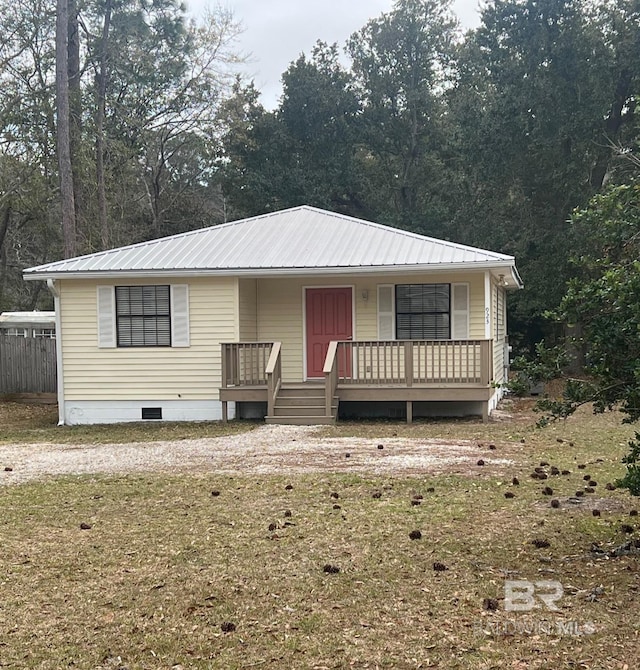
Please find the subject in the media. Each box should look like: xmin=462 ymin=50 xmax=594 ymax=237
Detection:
xmin=2 ymin=327 xmax=29 ymax=337
xmin=115 ymin=284 xmax=172 ymax=348
xmin=33 ymin=328 xmax=56 ymax=339
xmin=395 ymin=283 xmax=452 ymax=340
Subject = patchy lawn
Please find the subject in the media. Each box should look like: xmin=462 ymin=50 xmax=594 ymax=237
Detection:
xmin=0 ymin=401 xmax=256 ymax=445
xmin=0 ymin=400 xmax=639 ymax=668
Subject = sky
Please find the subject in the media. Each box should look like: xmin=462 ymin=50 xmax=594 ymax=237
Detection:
xmin=185 ymin=1 xmax=482 ymax=109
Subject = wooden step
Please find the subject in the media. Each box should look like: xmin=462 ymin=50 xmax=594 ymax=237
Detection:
xmin=275 ymin=395 xmax=331 ymax=407
xmin=272 ymin=405 xmax=334 ymax=417
xmin=265 ymin=417 xmax=335 ymax=425
xmin=277 ymin=388 xmax=325 ymax=399
xmin=266 ymin=382 xmax=338 ymax=424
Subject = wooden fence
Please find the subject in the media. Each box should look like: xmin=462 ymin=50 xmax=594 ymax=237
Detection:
xmin=0 ymin=337 xmax=57 ymax=394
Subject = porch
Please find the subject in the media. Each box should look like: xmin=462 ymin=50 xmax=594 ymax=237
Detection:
xmin=220 ymin=339 xmax=494 ymax=425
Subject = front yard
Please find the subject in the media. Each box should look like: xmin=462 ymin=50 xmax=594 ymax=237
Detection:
xmin=0 ymin=400 xmax=638 ymax=668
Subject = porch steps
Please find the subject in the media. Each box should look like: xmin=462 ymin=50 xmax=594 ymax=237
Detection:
xmin=266 ymin=384 xmax=338 ymax=425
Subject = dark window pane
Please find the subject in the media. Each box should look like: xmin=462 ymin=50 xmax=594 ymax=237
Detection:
xmin=115 ymin=285 xmax=171 ymax=347
xmin=395 ymin=284 xmax=450 ymax=340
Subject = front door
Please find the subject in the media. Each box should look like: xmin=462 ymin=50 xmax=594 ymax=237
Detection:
xmin=305 ymin=287 xmax=353 ymax=378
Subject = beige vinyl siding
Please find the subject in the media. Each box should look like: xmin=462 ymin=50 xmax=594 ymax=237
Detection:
xmin=255 ymin=272 xmax=487 ymax=382
xmin=256 ymin=278 xmax=307 ymax=382
xmin=467 ymin=275 xmax=485 ymax=340
xmin=59 ymin=276 xmax=237 ymax=401
xmin=238 ymin=278 xmax=257 ymax=341
xmin=493 ymin=283 xmax=507 ymax=383
xmin=356 ymin=283 xmax=378 ymax=339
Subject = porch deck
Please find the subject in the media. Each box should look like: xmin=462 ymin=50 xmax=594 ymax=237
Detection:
xmin=220 ymin=340 xmax=494 ymax=424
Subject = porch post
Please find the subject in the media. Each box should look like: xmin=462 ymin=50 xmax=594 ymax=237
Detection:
xmin=404 ymin=341 xmax=413 ymax=387
xmin=221 ymin=401 xmax=228 ymax=423
xmin=221 ymin=344 xmax=228 ymax=389
xmin=482 ymin=403 xmax=489 ymax=424
xmin=406 ymin=400 xmax=413 ymax=424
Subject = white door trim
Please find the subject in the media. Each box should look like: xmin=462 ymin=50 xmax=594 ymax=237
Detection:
xmin=302 ymin=284 xmax=356 ymax=381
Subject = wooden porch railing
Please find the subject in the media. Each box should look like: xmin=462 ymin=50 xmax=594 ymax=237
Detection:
xmin=265 ymin=342 xmax=282 ymax=417
xmin=335 ymin=340 xmax=493 ymax=386
xmin=221 ymin=342 xmax=275 ymax=387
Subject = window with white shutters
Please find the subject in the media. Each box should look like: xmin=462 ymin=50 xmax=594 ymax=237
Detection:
xmin=98 ymin=284 xmax=190 ymax=348
xmin=380 ymin=283 xmax=470 ymax=340
xmin=115 ymin=285 xmax=171 ymax=347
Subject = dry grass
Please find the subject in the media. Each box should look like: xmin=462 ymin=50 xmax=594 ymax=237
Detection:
xmin=0 ymin=402 xmax=256 ymax=445
xmin=1 ymin=401 xmax=640 ymax=668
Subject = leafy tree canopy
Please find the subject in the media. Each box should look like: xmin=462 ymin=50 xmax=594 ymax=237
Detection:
xmin=524 ymin=181 xmax=640 ymax=493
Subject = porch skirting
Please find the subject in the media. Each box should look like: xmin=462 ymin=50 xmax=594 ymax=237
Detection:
xmin=62 ymin=399 xmax=235 ymax=425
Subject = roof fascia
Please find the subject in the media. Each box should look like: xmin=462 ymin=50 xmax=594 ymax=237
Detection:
xmin=23 ymin=259 xmax=521 ymax=283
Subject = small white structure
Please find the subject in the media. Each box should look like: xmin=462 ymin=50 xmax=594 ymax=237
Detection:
xmin=0 ymin=311 xmax=56 ymax=338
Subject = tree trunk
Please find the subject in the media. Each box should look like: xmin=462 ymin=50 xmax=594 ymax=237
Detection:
xmin=590 ymin=68 xmax=634 ymax=190
xmin=67 ymin=0 xmax=82 ymax=246
xmin=96 ymin=0 xmax=112 ymax=250
xmin=0 ymin=206 xmax=10 ymax=308
xmin=56 ymin=0 xmax=77 ymax=258
xmin=151 ymin=152 xmax=165 ymax=237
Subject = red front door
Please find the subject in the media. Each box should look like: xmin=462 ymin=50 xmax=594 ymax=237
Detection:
xmin=305 ymin=287 xmax=353 ymax=378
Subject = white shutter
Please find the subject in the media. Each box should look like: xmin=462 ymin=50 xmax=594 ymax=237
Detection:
xmin=171 ymin=284 xmax=190 ymax=347
xmin=97 ymin=286 xmax=116 ymax=348
xmin=377 ymin=284 xmax=395 ymax=339
xmin=451 ymin=283 xmax=469 ymax=339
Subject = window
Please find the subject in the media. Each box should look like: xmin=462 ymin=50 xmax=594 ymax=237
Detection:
xmin=98 ymin=284 xmax=189 ymax=349
xmin=378 ymin=283 xmax=469 ymax=341
xmin=396 ymin=284 xmax=451 ymax=340
xmin=34 ymin=328 xmax=56 ymax=339
xmin=115 ymin=285 xmax=171 ymax=347
xmin=2 ymin=327 xmax=28 ymax=337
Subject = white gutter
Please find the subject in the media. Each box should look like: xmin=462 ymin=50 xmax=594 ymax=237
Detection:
xmin=510 ymin=266 xmax=524 ymax=289
xmin=24 ymin=259 xmax=523 ymax=286
xmin=47 ymin=279 xmax=65 ymax=426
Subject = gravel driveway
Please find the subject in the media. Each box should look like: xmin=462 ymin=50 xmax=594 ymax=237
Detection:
xmin=0 ymin=424 xmax=515 ymax=486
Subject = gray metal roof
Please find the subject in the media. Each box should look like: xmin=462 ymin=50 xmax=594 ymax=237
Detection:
xmin=23 ymin=206 xmax=522 ymax=285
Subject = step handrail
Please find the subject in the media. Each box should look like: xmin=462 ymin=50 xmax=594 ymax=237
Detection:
xmin=322 ymin=341 xmax=339 ymax=418
xmin=265 ymin=341 xmax=282 ymax=416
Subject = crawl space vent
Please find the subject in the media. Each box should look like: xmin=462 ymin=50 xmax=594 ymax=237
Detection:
xmin=142 ymin=407 xmax=162 ymax=420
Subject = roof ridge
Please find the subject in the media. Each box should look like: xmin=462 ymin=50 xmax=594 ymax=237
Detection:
xmin=24 ymin=205 xmax=518 ymax=277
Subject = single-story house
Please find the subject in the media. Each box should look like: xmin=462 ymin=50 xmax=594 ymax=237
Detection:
xmin=0 ymin=311 xmax=56 ymax=338
xmin=23 ymin=206 xmax=522 ymax=426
